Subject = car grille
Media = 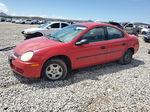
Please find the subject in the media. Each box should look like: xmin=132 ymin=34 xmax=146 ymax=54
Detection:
xmin=16 ymin=67 xmax=24 ymax=74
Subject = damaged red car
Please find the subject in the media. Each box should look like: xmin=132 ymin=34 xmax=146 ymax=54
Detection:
xmin=8 ymin=23 xmax=139 ymax=80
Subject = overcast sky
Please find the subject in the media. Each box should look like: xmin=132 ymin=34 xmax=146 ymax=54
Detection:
xmin=0 ymin=0 xmax=150 ymax=23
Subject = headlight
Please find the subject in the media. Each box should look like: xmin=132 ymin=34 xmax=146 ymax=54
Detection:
xmin=24 ymin=31 xmax=33 ymax=34
xmin=20 ymin=51 xmax=34 ymax=62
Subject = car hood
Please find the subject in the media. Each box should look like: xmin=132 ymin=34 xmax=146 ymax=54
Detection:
xmin=14 ymin=37 xmax=60 ymax=54
xmin=24 ymin=27 xmax=45 ymax=32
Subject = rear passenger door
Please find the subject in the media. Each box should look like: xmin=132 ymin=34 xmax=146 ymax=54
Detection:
xmin=105 ymin=26 xmax=128 ymax=62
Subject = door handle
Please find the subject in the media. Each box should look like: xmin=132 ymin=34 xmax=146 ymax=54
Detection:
xmin=122 ymin=43 xmax=126 ymax=46
xmin=100 ymin=46 xmax=106 ymax=49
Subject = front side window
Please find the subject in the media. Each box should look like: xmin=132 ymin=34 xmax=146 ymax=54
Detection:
xmin=50 ymin=23 xmax=60 ymax=28
xmin=79 ymin=27 xmax=105 ymax=43
xmin=107 ymin=27 xmax=124 ymax=40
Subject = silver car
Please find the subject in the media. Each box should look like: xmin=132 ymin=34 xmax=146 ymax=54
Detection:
xmin=22 ymin=21 xmax=70 ymax=39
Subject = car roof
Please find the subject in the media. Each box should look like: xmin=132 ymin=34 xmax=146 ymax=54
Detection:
xmin=50 ymin=21 xmax=70 ymax=24
xmin=75 ymin=22 xmax=119 ymax=28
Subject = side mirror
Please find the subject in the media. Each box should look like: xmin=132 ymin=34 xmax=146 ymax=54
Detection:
xmin=47 ymin=26 xmax=51 ymax=29
xmin=75 ymin=39 xmax=88 ymax=45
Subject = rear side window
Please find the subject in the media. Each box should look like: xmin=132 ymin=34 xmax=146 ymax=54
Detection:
xmin=50 ymin=23 xmax=60 ymax=28
xmin=61 ymin=23 xmax=69 ymax=28
xmin=107 ymin=27 xmax=124 ymax=40
xmin=80 ymin=27 xmax=105 ymax=43
xmin=126 ymin=24 xmax=133 ymax=28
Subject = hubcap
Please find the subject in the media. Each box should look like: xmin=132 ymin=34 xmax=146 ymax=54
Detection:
xmin=45 ymin=63 xmax=63 ymax=80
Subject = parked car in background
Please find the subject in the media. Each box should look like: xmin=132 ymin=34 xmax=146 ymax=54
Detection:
xmin=24 ymin=19 xmax=33 ymax=24
xmin=12 ymin=18 xmax=17 ymax=23
xmin=6 ymin=18 xmax=12 ymax=22
xmin=15 ymin=19 xmax=21 ymax=24
xmin=123 ymin=23 xmax=140 ymax=36
xmin=22 ymin=21 xmax=70 ymax=39
xmin=15 ymin=19 xmax=25 ymax=24
xmin=37 ymin=20 xmax=44 ymax=24
xmin=31 ymin=20 xmax=39 ymax=24
xmin=143 ymin=33 xmax=150 ymax=42
xmin=106 ymin=21 xmax=124 ymax=29
xmin=141 ymin=26 xmax=150 ymax=34
xmin=0 ymin=17 xmax=5 ymax=22
xmin=9 ymin=23 xmax=139 ymax=81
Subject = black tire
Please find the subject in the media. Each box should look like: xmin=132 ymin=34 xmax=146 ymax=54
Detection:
xmin=142 ymin=31 xmax=147 ymax=35
xmin=143 ymin=38 xmax=150 ymax=43
xmin=24 ymin=34 xmax=32 ymax=40
xmin=41 ymin=59 xmax=68 ymax=81
xmin=118 ymin=49 xmax=133 ymax=65
xmin=33 ymin=32 xmax=43 ymax=37
xmin=134 ymin=33 xmax=138 ymax=36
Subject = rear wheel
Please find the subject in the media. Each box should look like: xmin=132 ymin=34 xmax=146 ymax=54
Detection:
xmin=118 ymin=49 xmax=133 ymax=65
xmin=142 ymin=31 xmax=147 ymax=35
xmin=143 ymin=37 xmax=150 ymax=43
xmin=41 ymin=59 xmax=68 ymax=81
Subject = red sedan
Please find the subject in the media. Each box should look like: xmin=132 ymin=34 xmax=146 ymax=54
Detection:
xmin=8 ymin=23 xmax=139 ymax=80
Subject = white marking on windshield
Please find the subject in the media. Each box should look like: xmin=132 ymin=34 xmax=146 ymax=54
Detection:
xmin=76 ymin=27 xmax=87 ymax=30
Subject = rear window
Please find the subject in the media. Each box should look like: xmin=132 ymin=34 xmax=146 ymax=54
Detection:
xmin=107 ymin=27 xmax=124 ymax=40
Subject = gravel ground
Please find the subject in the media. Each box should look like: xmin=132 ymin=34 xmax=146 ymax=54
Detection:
xmin=0 ymin=22 xmax=150 ymax=112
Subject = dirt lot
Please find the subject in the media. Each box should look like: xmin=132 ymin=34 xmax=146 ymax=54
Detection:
xmin=0 ymin=22 xmax=150 ymax=112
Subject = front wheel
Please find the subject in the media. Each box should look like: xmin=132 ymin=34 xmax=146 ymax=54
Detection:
xmin=41 ymin=59 xmax=68 ymax=81
xmin=33 ymin=32 xmax=43 ymax=37
xmin=118 ymin=49 xmax=133 ymax=65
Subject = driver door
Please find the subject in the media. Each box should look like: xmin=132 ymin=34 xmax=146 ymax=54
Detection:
xmin=45 ymin=23 xmax=61 ymax=35
xmin=69 ymin=27 xmax=109 ymax=69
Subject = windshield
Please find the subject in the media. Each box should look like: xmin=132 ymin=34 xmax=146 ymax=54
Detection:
xmin=46 ymin=25 xmax=88 ymax=43
xmin=38 ymin=23 xmax=49 ymax=28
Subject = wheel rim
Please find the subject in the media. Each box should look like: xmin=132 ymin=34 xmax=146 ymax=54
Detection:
xmin=45 ymin=63 xmax=63 ymax=80
xmin=124 ymin=52 xmax=132 ymax=63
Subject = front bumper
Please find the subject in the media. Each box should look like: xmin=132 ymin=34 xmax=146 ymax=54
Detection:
xmin=22 ymin=31 xmax=35 ymax=39
xmin=8 ymin=55 xmax=42 ymax=78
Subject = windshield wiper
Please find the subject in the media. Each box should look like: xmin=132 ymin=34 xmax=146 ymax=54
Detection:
xmin=48 ymin=35 xmax=63 ymax=42
xmin=53 ymin=38 xmax=63 ymax=42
